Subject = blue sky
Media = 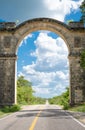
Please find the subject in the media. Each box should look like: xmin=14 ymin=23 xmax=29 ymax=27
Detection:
xmin=0 ymin=0 xmax=83 ymax=98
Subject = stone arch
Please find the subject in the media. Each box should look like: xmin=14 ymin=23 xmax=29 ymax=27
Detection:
xmin=0 ymin=18 xmax=85 ymax=106
xmin=14 ymin=18 xmax=71 ymax=53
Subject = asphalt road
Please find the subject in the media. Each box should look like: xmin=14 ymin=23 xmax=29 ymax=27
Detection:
xmin=0 ymin=105 xmax=85 ymax=130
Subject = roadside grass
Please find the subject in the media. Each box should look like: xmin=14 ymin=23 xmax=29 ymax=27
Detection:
xmin=0 ymin=110 xmax=12 ymax=118
xmin=0 ymin=105 xmax=21 ymax=118
xmin=0 ymin=110 xmax=6 ymax=117
xmin=68 ymin=103 xmax=85 ymax=112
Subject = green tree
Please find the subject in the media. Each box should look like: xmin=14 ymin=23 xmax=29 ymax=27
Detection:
xmin=49 ymin=87 xmax=69 ymax=109
xmin=17 ymin=76 xmax=32 ymax=88
xmin=80 ymin=0 xmax=85 ymax=24
xmin=17 ymin=76 xmax=33 ymax=104
xmin=32 ymin=97 xmax=46 ymax=104
xmin=17 ymin=76 xmax=46 ymax=105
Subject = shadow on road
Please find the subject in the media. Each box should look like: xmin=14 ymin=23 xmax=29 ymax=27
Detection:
xmin=17 ymin=109 xmax=70 ymax=119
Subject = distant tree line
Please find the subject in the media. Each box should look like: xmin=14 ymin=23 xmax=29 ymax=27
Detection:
xmin=17 ymin=76 xmax=46 ymax=105
xmin=48 ymin=87 xmax=69 ymax=109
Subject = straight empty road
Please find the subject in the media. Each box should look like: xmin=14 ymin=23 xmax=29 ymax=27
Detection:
xmin=0 ymin=105 xmax=85 ymax=130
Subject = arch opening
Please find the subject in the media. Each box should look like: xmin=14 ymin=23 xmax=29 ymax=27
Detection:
xmin=17 ymin=30 xmax=69 ymax=99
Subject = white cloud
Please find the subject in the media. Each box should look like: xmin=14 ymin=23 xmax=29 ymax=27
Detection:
xmin=43 ymin=0 xmax=83 ymax=21
xmin=56 ymin=71 xmax=68 ymax=80
xmin=17 ymin=72 xmax=24 ymax=77
xmin=23 ymin=64 xmax=36 ymax=75
xmin=19 ymin=33 xmax=33 ymax=47
xmin=33 ymin=87 xmax=50 ymax=94
xmin=21 ymin=31 xmax=69 ymax=97
xmin=31 ymin=32 xmax=68 ymax=69
xmin=44 ymin=0 xmax=82 ymax=12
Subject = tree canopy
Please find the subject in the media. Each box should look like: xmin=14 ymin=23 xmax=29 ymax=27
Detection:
xmin=17 ymin=76 xmax=33 ymax=104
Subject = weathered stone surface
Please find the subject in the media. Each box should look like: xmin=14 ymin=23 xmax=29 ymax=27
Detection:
xmin=0 ymin=18 xmax=85 ymax=106
xmin=69 ymin=22 xmax=84 ymax=28
xmin=0 ymin=22 xmax=16 ymax=30
xmin=0 ymin=58 xmax=16 ymax=106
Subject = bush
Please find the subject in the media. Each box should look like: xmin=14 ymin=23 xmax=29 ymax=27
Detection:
xmin=62 ymin=101 xmax=69 ymax=110
xmin=2 ymin=106 xmax=10 ymax=113
xmin=1 ymin=105 xmax=21 ymax=113
xmin=9 ymin=105 xmax=21 ymax=112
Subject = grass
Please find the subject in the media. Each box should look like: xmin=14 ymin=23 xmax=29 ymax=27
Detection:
xmin=0 ymin=110 xmax=11 ymax=118
xmin=68 ymin=103 xmax=85 ymax=112
xmin=0 ymin=110 xmax=5 ymax=117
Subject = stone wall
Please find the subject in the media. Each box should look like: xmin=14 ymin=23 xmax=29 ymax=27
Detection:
xmin=0 ymin=33 xmax=17 ymax=106
xmin=0 ymin=57 xmax=17 ymax=106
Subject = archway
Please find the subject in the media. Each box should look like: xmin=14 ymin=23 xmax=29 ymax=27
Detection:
xmin=0 ymin=18 xmax=85 ymax=106
xmin=17 ymin=30 xmax=69 ymax=99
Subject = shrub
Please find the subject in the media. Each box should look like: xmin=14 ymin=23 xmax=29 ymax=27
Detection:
xmin=9 ymin=105 xmax=21 ymax=112
xmin=2 ymin=106 xmax=10 ymax=113
xmin=1 ymin=105 xmax=21 ymax=113
xmin=63 ymin=102 xmax=69 ymax=110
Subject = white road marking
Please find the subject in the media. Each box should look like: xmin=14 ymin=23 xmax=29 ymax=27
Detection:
xmin=65 ymin=111 xmax=85 ymax=128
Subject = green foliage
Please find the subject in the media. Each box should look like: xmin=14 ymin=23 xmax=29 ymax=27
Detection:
xmin=49 ymin=88 xmax=69 ymax=110
xmin=69 ymin=104 xmax=85 ymax=112
xmin=9 ymin=105 xmax=21 ymax=112
xmin=66 ymin=19 xmax=74 ymax=25
xmin=17 ymin=76 xmax=33 ymax=104
xmin=1 ymin=106 xmax=10 ymax=113
xmin=17 ymin=76 xmax=32 ymax=88
xmin=80 ymin=0 xmax=85 ymax=23
xmin=17 ymin=76 xmax=45 ymax=105
xmin=0 ymin=110 xmax=5 ymax=117
xmin=80 ymin=50 xmax=85 ymax=69
xmin=31 ymin=97 xmax=46 ymax=104
xmin=1 ymin=105 xmax=21 ymax=113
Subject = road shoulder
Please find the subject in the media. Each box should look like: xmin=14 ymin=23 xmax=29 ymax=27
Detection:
xmin=66 ymin=110 xmax=85 ymax=125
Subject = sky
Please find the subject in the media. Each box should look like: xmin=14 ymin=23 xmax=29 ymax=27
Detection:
xmin=0 ymin=0 xmax=83 ymax=98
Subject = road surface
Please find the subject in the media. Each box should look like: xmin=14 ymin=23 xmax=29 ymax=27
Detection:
xmin=0 ymin=105 xmax=85 ymax=130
